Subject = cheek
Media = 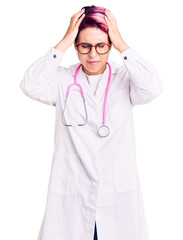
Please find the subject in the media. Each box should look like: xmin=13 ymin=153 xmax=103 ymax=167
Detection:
xmin=99 ymin=54 xmax=109 ymax=65
xmin=103 ymin=54 xmax=109 ymax=62
xmin=78 ymin=54 xmax=86 ymax=64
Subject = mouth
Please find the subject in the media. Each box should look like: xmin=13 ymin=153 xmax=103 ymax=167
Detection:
xmin=88 ymin=61 xmax=99 ymax=65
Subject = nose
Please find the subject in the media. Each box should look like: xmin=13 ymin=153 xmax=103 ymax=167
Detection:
xmin=88 ymin=46 xmax=98 ymax=57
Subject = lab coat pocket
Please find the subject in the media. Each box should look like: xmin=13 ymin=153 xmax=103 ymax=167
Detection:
xmin=113 ymin=149 xmax=138 ymax=192
xmin=48 ymin=151 xmax=80 ymax=196
xmin=109 ymin=89 xmax=130 ymax=125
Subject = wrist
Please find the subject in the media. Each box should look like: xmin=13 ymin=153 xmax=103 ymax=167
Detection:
xmin=117 ymin=44 xmax=130 ymax=53
xmin=54 ymin=39 xmax=70 ymax=53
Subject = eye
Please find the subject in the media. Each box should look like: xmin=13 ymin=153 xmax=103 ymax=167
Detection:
xmin=81 ymin=43 xmax=90 ymax=48
xmin=97 ymin=43 xmax=105 ymax=48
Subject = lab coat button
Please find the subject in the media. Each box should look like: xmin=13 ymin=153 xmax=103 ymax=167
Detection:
xmin=124 ymin=56 xmax=127 ymax=60
xmin=53 ymin=54 xmax=57 ymax=58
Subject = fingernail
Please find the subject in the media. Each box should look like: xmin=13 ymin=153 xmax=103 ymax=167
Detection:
xmin=81 ymin=8 xmax=85 ymax=12
xmin=105 ymin=9 xmax=108 ymax=13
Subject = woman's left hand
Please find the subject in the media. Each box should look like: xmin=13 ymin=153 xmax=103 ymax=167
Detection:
xmin=105 ymin=10 xmax=130 ymax=53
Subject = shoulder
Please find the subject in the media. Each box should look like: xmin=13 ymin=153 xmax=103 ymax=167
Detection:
xmin=56 ymin=63 xmax=80 ymax=77
xmin=107 ymin=60 xmax=124 ymax=76
xmin=67 ymin=63 xmax=81 ymax=76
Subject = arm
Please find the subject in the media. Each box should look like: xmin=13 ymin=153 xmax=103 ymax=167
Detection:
xmin=19 ymin=46 xmax=64 ymax=106
xmin=20 ymin=9 xmax=85 ymax=106
xmin=105 ymin=10 xmax=164 ymax=106
xmin=120 ymin=48 xmax=164 ymax=106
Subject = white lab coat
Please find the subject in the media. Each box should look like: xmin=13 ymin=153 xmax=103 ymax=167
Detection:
xmin=20 ymin=46 xmax=164 ymax=240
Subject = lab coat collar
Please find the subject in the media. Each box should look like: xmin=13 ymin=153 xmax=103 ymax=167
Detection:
xmin=68 ymin=60 xmax=121 ymax=107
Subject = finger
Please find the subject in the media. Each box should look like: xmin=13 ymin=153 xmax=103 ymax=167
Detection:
xmin=72 ymin=10 xmax=85 ymax=24
xmin=106 ymin=11 xmax=117 ymax=24
xmin=73 ymin=9 xmax=85 ymax=18
xmin=105 ymin=13 xmax=116 ymax=29
xmin=76 ymin=13 xmax=85 ymax=26
xmin=105 ymin=11 xmax=114 ymax=22
xmin=105 ymin=14 xmax=113 ymax=29
xmin=105 ymin=15 xmax=111 ymax=27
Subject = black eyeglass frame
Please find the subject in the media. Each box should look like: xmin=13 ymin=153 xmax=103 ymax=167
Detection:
xmin=75 ymin=43 xmax=112 ymax=55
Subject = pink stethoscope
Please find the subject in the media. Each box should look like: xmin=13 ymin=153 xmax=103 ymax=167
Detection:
xmin=62 ymin=62 xmax=112 ymax=137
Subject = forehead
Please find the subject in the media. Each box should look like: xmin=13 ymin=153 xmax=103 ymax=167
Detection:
xmin=78 ymin=27 xmax=108 ymax=43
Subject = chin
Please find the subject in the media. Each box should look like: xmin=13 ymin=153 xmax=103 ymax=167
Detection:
xmin=84 ymin=64 xmax=98 ymax=71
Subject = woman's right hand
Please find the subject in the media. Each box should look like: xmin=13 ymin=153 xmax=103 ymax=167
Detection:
xmin=54 ymin=9 xmax=85 ymax=52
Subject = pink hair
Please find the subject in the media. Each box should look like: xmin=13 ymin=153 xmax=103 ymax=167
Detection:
xmin=75 ymin=5 xmax=111 ymax=44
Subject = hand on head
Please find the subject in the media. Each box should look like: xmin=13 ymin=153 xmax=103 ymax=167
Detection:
xmin=60 ymin=9 xmax=85 ymax=50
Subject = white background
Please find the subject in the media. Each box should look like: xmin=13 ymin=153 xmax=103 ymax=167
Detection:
xmin=0 ymin=0 xmax=183 ymax=239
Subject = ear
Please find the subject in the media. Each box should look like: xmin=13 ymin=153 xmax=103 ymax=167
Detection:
xmin=74 ymin=42 xmax=77 ymax=51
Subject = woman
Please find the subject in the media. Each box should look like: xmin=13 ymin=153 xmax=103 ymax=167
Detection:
xmin=20 ymin=5 xmax=163 ymax=240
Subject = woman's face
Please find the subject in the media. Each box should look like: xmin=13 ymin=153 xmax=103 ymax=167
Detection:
xmin=74 ymin=27 xmax=111 ymax=75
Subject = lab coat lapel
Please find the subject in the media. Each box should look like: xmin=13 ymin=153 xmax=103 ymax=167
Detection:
xmin=94 ymin=64 xmax=110 ymax=105
xmin=78 ymin=63 xmax=113 ymax=107
xmin=79 ymin=67 xmax=98 ymax=106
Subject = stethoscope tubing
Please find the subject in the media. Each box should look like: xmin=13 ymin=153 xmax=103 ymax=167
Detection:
xmin=63 ymin=62 xmax=112 ymax=136
xmin=67 ymin=62 xmax=111 ymax=124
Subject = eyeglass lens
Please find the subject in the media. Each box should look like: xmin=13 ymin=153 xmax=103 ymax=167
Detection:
xmin=77 ymin=43 xmax=110 ymax=54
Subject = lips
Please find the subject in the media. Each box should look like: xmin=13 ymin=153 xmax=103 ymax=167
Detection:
xmin=88 ymin=61 xmax=99 ymax=65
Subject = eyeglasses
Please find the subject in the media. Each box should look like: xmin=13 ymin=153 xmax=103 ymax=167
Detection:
xmin=76 ymin=42 xmax=111 ymax=55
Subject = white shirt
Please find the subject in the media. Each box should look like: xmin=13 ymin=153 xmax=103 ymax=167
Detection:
xmin=84 ymin=73 xmax=103 ymax=96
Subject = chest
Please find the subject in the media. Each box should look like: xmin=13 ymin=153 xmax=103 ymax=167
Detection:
xmin=58 ymin=71 xmax=132 ymax=128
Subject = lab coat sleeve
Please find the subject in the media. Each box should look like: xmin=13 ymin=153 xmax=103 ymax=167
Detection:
xmin=19 ymin=46 xmax=65 ymax=106
xmin=120 ymin=48 xmax=164 ymax=106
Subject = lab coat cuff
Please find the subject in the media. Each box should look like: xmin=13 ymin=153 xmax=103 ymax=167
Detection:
xmin=120 ymin=47 xmax=141 ymax=63
xmin=44 ymin=46 xmax=65 ymax=65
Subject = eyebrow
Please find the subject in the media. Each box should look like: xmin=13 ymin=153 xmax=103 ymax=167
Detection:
xmin=79 ymin=42 xmax=107 ymax=45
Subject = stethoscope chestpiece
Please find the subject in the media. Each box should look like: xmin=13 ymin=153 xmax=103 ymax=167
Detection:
xmin=97 ymin=125 xmax=110 ymax=137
